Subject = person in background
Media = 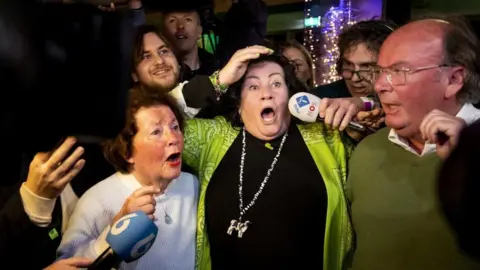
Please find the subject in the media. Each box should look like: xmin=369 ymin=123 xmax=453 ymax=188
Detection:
xmin=307 ymin=20 xmax=396 ymax=143
xmin=129 ymin=24 xmax=255 ymax=120
xmin=58 ymin=88 xmax=198 ymax=270
xmin=161 ymin=4 xmax=217 ymax=80
xmin=131 ymin=24 xmax=213 ymax=119
xmin=131 ymin=25 xmax=180 ymax=91
xmin=347 ymin=16 xmax=480 ymax=270
xmin=279 ymin=40 xmax=315 ymax=88
xmin=312 ymin=19 xmax=396 ymax=99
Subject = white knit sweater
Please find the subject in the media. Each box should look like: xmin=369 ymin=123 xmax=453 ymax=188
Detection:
xmin=58 ymin=172 xmax=198 ymax=270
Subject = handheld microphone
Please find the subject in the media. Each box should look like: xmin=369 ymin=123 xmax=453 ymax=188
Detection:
xmin=88 ymin=211 xmax=158 ymax=270
xmin=288 ymin=92 xmax=366 ymax=131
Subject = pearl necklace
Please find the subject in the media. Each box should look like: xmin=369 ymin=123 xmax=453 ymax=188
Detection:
xmin=226 ymin=126 xmax=288 ymax=238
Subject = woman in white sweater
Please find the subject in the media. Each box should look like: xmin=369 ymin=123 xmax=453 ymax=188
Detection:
xmin=57 ymin=87 xmax=198 ymax=270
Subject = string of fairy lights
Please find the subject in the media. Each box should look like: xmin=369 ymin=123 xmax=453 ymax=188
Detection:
xmin=303 ymin=0 xmax=319 ymax=87
xmin=304 ymin=0 xmax=356 ymax=85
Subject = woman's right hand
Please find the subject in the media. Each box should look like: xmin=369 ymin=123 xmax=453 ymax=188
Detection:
xmin=112 ymin=186 xmax=159 ymax=224
xmin=218 ymin=45 xmax=273 ymax=86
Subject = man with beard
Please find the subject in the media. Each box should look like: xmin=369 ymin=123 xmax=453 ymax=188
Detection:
xmin=132 ymin=25 xmax=181 ymax=90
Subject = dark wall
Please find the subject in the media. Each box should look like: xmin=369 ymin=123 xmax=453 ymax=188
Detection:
xmin=384 ymin=0 xmax=411 ymax=25
xmin=468 ymin=17 xmax=480 ymax=37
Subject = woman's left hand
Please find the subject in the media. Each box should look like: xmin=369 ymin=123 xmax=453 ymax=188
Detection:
xmin=218 ymin=46 xmax=273 ymax=86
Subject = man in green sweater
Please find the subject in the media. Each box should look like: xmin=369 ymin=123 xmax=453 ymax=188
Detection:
xmin=348 ymin=16 xmax=480 ymax=270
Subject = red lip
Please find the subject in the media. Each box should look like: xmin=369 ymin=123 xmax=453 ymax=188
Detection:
xmin=167 ymin=159 xmax=181 ymax=167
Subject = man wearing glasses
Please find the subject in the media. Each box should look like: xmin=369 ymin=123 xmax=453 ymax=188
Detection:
xmin=312 ymin=20 xmax=396 ymax=99
xmin=312 ymin=20 xmax=395 ymax=142
xmin=347 ymin=16 xmax=480 ymax=270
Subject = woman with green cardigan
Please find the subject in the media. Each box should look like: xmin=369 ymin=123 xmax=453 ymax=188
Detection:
xmin=178 ymin=50 xmax=353 ymax=270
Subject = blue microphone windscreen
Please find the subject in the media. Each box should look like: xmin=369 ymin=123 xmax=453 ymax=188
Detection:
xmin=106 ymin=211 xmax=158 ymax=263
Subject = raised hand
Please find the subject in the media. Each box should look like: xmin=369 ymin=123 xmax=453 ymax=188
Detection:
xmin=113 ymin=185 xmax=160 ymax=224
xmin=25 ymin=137 xmax=85 ymax=199
xmin=218 ymin=45 xmax=273 ymax=87
xmin=420 ymin=109 xmax=466 ymax=159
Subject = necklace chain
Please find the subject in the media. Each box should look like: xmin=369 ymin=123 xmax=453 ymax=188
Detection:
xmin=238 ymin=127 xmax=288 ymax=220
xmin=159 ymin=194 xmax=172 ymax=225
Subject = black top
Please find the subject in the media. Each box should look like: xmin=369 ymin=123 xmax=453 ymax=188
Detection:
xmin=215 ymin=0 xmax=268 ymax=67
xmin=205 ymin=124 xmax=327 ymax=270
xmin=180 ymin=48 xmax=218 ymax=82
xmin=311 ymin=79 xmax=351 ymax=99
xmin=439 ymin=119 xmax=480 ymax=260
xmin=0 ymin=186 xmax=63 ymax=269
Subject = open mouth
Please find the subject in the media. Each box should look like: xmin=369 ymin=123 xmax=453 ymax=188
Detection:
xmin=175 ymin=33 xmax=188 ymax=40
xmin=383 ymin=104 xmax=400 ymax=115
xmin=153 ymin=68 xmax=171 ymax=76
xmin=261 ymin=107 xmax=276 ymax=122
xmin=166 ymin=152 xmax=181 ymax=165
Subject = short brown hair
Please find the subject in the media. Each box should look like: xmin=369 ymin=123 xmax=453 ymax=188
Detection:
xmin=103 ymin=86 xmax=184 ymax=173
xmin=132 ymin=25 xmax=173 ymax=71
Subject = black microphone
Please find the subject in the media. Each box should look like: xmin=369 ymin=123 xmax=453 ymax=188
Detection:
xmin=88 ymin=211 xmax=158 ymax=270
xmin=88 ymin=248 xmax=121 ymax=270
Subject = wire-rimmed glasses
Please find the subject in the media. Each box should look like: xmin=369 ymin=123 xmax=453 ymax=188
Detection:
xmin=372 ymin=64 xmax=449 ymax=86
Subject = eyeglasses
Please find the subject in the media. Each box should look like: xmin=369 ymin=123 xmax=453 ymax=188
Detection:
xmin=341 ymin=68 xmax=374 ymax=82
xmin=372 ymin=64 xmax=449 ymax=86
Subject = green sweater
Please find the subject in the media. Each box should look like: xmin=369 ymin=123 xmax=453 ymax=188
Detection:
xmin=182 ymin=116 xmax=354 ymax=270
xmin=348 ymin=128 xmax=479 ymax=270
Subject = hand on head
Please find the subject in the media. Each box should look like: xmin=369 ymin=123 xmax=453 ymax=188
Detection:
xmin=420 ymin=109 xmax=466 ymax=159
xmin=218 ymin=45 xmax=274 ymax=87
xmin=25 ymin=137 xmax=85 ymax=199
xmin=44 ymin=257 xmax=92 ymax=270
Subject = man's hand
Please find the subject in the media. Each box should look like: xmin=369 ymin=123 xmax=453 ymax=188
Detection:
xmin=355 ymin=108 xmax=385 ymax=130
xmin=25 ymin=137 xmax=85 ymax=199
xmin=218 ymin=45 xmax=273 ymax=86
xmin=420 ymin=109 xmax=466 ymax=159
xmin=318 ymin=97 xmax=365 ymax=130
xmin=44 ymin=257 xmax=92 ymax=270
xmin=113 ymin=186 xmax=159 ymax=224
